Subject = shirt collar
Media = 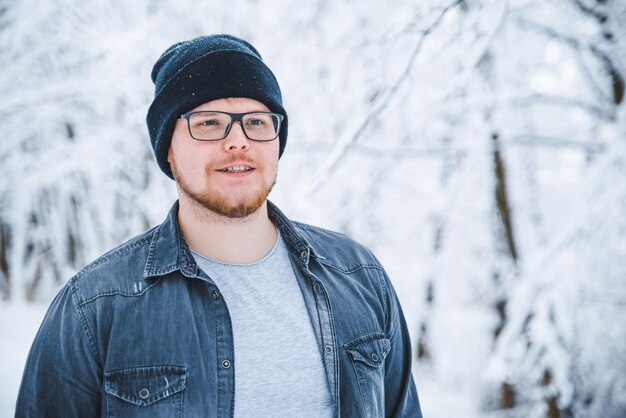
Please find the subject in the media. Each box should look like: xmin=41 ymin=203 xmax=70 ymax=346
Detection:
xmin=143 ymin=200 xmax=319 ymax=279
xmin=267 ymin=200 xmax=322 ymax=263
xmin=143 ymin=200 xmax=198 ymax=279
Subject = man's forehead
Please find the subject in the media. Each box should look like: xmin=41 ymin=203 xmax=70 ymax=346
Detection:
xmin=191 ymin=97 xmax=271 ymax=112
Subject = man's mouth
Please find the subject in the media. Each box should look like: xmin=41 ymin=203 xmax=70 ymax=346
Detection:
xmin=218 ymin=165 xmax=254 ymax=173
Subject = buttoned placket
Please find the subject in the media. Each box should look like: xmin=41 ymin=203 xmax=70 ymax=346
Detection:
xmin=197 ymin=270 xmax=236 ymax=418
xmin=293 ymin=247 xmax=340 ymax=418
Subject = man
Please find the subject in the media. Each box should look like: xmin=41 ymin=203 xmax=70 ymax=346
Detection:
xmin=16 ymin=34 xmax=422 ymax=417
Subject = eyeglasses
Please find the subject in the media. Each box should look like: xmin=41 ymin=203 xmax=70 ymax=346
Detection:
xmin=180 ymin=111 xmax=283 ymax=141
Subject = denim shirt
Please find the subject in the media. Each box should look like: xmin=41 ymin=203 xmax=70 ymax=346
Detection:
xmin=16 ymin=201 xmax=422 ymax=418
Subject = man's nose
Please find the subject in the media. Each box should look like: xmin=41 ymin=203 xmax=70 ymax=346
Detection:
xmin=222 ymin=122 xmax=249 ymax=151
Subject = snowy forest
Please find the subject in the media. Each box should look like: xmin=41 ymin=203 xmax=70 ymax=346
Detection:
xmin=1 ymin=0 xmax=625 ymax=417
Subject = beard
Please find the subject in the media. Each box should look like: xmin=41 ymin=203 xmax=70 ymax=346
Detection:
xmin=170 ymin=157 xmax=276 ymax=219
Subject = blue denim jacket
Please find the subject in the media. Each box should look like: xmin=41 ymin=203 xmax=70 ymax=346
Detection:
xmin=16 ymin=201 xmax=422 ymax=417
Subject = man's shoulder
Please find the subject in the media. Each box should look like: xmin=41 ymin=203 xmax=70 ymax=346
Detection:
xmin=68 ymin=226 xmax=159 ymax=306
xmin=290 ymin=221 xmax=383 ymax=272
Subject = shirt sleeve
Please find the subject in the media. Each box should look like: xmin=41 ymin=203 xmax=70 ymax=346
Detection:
xmin=380 ymin=268 xmax=424 ymax=418
xmin=15 ymin=281 xmax=102 ymax=417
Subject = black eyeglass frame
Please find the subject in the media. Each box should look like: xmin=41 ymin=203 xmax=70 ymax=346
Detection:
xmin=180 ymin=111 xmax=284 ymax=142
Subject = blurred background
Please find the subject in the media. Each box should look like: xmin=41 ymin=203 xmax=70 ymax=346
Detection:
xmin=1 ymin=0 xmax=625 ymax=417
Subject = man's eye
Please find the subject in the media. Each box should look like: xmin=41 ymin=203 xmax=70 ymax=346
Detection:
xmin=246 ymin=119 xmax=265 ymax=126
xmin=200 ymin=119 xmax=221 ymax=126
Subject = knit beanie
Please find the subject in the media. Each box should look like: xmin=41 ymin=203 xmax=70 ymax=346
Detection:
xmin=147 ymin=34 xmax=288 ymax=179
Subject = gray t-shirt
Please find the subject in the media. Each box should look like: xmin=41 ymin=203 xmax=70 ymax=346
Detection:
xmin=192 ymin=231 xmax=334 ymax=417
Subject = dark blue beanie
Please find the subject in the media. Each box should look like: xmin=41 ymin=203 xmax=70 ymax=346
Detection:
xmin=147 ymin=34 xmax=288 ymax=179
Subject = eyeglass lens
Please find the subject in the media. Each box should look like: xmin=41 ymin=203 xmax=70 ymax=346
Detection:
xmin=188 ymin=112 xmax=280 ymax=141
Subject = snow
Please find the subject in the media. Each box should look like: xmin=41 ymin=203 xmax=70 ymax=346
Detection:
xmin=0 ymin=301 xmax=48 ymax=417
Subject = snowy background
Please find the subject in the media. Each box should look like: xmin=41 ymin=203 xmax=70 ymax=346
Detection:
xmin=1 ymin=0 xmax=625 ymax=417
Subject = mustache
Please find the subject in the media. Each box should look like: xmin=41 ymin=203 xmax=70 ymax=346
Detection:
xmin=206 ymin=155 xmax=260 ymax=170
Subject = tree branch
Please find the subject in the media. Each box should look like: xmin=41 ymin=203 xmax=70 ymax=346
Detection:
xmin=294 ymin=0 xmax=463 ymax=204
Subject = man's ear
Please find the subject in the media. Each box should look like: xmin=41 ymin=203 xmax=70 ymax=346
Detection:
xmin=167 ymin=146 xmax=176 ymax=179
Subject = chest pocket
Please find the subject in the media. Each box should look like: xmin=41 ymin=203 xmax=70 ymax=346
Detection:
xmin=104 ymin=365 xmax=187 ymax=418
xmin=344 ymin=332 xmax=391 ymax=418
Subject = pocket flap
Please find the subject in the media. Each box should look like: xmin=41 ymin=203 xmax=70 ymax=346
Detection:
xmin=344 ymin=332 xmax=391 ymax=368
xmin=104 ymin=365 xmax=187 ymax=406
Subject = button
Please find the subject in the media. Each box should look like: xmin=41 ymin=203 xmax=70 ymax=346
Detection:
xmin=139 ymin=388 xmax=150 ymax=399
xmin=300 ymin=250 xmax=308 ymax=259
xmin=371 ymin=353 xmax=379 ymax=362
xmin=313 ymin=283 xmax=321 ymax=293
xmin=212 ymin=291 xmax=219 ymax=299
xmin=324 ymin=346 xmax=333 ymax=354
xmin=221 ymin=359 xmax=231 ymax=369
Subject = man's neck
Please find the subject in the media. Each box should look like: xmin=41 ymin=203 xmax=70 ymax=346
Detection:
xmin=177 ymin=197 xmax=277 ymax=265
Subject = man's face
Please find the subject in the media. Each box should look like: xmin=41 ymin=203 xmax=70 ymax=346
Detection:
xmin=168 ymin=97 xmax=280 ymax=218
